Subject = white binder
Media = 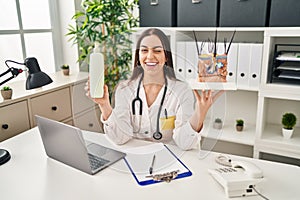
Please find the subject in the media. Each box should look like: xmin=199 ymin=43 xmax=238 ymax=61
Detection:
xmin=227 ymin=43 xmax=239 ymax=84
xmin=237 ymin=43 xmax=251 ymax=89
xmin=249 ymin=44 xmax=263 ymax=90
xmin=175 ymin=41 xmax=186 ymax=81
xmin=217 ymin=42 xmax=226 ymax=55
xmin=185 ymin=42 xmax=198 ymax=81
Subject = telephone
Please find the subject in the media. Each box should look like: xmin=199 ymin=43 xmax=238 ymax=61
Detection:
xmin=208 ymin=160 xmax=264 ymax=198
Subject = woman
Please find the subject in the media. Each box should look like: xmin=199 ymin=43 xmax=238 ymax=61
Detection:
xmin=87 ymin=28 xmax=223 ymax=150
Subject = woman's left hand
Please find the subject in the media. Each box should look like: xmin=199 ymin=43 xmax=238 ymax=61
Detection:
xmin=190 ymin=90 xmax=225 ymax=132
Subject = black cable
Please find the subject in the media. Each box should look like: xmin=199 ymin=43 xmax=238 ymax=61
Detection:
xmin=5 ymin=60 xmax=25 ymax=69
xmin=252 ymin=185 xmax=270 ymax=200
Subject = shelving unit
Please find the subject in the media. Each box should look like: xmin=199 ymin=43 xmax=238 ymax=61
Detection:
xmin=171 ymin=28 xmax=262 ymax=157
xmin=133 ymin=27 xmax=300 ymax=164
xmin=255 ymin=28 xmax=300 ymax=163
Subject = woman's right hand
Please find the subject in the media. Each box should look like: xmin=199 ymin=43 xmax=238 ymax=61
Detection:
xmin=85 ymin=79 xmax=112 ymax=120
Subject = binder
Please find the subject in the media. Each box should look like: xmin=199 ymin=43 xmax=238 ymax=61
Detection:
xmin=185 ymin=42 xmax=198 ymax=81
xmin=237 ymin=43 xmax=251 ymax=89
xmin=227 ymin=43 xmax=238 ymax=84
xmin=176 ymin=41 xmax=186 ymax=81
xmin=123 ymin=143 xmax=192 ymax=186
xmin=249 ymin=44 xmax=263 ymax=90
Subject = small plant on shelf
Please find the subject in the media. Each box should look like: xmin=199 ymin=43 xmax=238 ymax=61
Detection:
xmin=61 ymin=64 xmax=69 ymax=69
xmin=1 ymin=86 xmax=13 ymax=100
xmin=236 ymin=119 xmax=244 ymax=132
xmin=61 ymin=64 xmax=70 ymax=76
xmin=213 ymin=118 xmax=223 ymax=129
xmin=2 ymin=86 xmax=11 ymax=91
xmin=281 ymin=113 xmax=297 ymax=139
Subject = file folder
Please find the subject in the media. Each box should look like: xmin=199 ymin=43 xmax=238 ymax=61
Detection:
xmin=237 ymin=43 xmax=251 ymax=89
xmin=176 ymin=41 xmax=186 ymax=81
xmin=249 ymin=44 xmax=263 ymax=90
xmin=185 ymin=42 xmax=198 ymax=81
xmin=123 ymin=143 xmax=192 ymax=186
xmin=227 ymin=43 xmax=238 ymax=84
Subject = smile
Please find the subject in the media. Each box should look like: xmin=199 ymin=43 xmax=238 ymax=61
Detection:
xmin=145 ymin=62 xmax=158 ymax=67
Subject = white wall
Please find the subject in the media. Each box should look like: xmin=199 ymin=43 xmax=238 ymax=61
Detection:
xmin=57 ymin=0 xmax=79 ymax=72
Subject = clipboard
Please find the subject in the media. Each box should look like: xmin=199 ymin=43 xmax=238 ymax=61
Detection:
xmin=123 ymin=143 xmax=192 ymax=186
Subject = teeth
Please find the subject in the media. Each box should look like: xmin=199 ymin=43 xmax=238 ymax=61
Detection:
xmin=146 ymin=62 xmax=156 ymax=66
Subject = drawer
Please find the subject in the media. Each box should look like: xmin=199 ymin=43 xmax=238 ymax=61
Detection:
xmin=0 ymin=101 xmax=30 ymax=141
xmin=30 ymin=87 xmax=72 ymax=126
xmin=139 ymin=0 xmax=177 ymax=27
xmin=73 ymin=108 xmax=103 ymax=133
xmin=269 ymin=0 xmax=300 ymax=27
xmin=72 ymin=81 xmax=96 ymax=115
xmin=177 ymin=0 xmax=218 ymax=27
xmin=219 ymin=0 xmax=268 ymax=27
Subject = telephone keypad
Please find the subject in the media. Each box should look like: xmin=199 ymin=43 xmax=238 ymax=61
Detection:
xmin=216 ymin=167 xmax=237 ymax=173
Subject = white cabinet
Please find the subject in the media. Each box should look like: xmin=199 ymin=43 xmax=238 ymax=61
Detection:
xmin=0 ymin=101 xmax=30 ymax=141
xmin=0 ymin=72 xmax=101 ymax=142
xmin=254 ymin=29 xmax=300 ymax=161
xmin=73 ymin=107 xmax=103 ymax=133
xmin=71 ymin=81 xmax=102 ymax=132
xmin=30 ymin=87 xmax=72 ymax=126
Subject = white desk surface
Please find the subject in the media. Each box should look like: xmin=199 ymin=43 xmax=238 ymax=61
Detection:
xmin=1 ymin=127 xmax=300 ymax=200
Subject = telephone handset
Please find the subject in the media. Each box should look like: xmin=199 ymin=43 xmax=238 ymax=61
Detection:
xmin=208 ymin=159 xmax=264 ymax=198
xmin=231 ymin=160 xmax=263 ymax=179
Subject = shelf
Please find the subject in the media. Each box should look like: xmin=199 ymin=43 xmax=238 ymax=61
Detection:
xmin=264 ymin=27 xmax=300 ymax=37
xmin=257 ymin=124 xmax=300 ymax=158
xmin=187 ymin=80 xmax=237 ymax=90
xmin=201 ymin=121 xmax=255 ymax=146
xmin=260 ymin=84 xmax=300 ymax=100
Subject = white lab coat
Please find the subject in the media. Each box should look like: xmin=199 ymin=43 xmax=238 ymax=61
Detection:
xmin=101 ymin=76 xmax=201 ymax=150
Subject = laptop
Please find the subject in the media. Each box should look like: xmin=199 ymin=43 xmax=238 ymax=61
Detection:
xmin=36 ymin=115 xmax=126 ymax=175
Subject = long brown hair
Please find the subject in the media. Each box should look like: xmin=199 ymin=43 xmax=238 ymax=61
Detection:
xmin=130 ymin=28 xmax=176 ymax=81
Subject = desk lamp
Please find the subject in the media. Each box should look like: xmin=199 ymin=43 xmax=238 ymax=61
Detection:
xmin=0 ymin=57 xmax=53 ymax=89
xmin=0 ymin=57 xmax=53 ymax=165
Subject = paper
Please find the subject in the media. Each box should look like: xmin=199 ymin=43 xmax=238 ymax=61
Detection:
xmin=123 ymin=143 xmax=192 ymax=186
xmin=276 ymin=52 xmax=300 ymax=61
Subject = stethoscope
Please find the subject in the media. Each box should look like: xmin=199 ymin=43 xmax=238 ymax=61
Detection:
xmin=132 ymin=71 xmax=168 ymax=140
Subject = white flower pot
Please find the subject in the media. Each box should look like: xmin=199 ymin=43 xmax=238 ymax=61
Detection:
xmin=213 ymin=122 xmax=223 ymax=129
xmin=282 ymin=128 xmax=294 ymax=139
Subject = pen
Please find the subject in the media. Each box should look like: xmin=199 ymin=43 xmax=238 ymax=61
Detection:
xmin=149 ymin=154 xmax=156 ymax=175
xmin=164 ymin=108 xmax=168 ymax=119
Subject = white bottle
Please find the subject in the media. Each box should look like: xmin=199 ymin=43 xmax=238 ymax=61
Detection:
xmin=89 ymin=42 xmax=104 ymax=98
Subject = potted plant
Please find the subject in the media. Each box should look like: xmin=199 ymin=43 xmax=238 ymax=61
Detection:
xmin=236 ymin=119 xmax=244 ymax=132
xmin=67 ymin=0 xmax=139 ymax=98
xmin=281 ymin=113 xmax=297 ymax=139
xmin=61 ymin=64 xmax=70 ymax=76
xmin=1 ymin=86 xmax=13 ymax=100
xmin=213 ymin=118 xmax=223 ymax=129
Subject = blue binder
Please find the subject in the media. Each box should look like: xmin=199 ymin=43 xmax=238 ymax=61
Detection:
xmin=123 ymin=144 xmax=192 ymax=186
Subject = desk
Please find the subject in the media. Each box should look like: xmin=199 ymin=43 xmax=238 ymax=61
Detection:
xmin=0 ymin=128 xmax=299 ymax=200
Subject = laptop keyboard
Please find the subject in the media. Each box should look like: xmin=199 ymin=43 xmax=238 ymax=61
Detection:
xmin=88 ymin=153 xmax=110 ymax=171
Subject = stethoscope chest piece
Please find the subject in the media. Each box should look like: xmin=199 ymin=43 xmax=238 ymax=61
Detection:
xmin=153 ymin=132 xmax=163 ymax=140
